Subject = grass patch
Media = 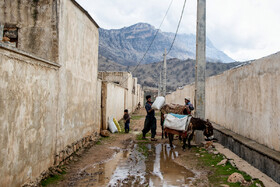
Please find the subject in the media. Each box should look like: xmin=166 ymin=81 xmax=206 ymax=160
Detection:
xmin=194 ymin=148 xmax=264 ymax=186
xmin=96 ymin=136 xmax=112 ymax=145
xmin=40 ymin=170 xmax=66 ymax=186
xmin=131 ymin=115 xmax=145 ymax=120
xmin=136 ymin=132 xmax=151 ymax=141
xmin=137 ymin=143 xmax=150 ymax=157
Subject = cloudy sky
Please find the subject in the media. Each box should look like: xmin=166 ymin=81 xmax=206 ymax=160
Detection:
xmin=76 ymin=0 xmax=280 ymax=62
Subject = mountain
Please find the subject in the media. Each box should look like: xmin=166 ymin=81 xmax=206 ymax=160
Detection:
xmin=99 ymin=23 xmax=234 ymax=66
xmin=98 ymin=55 xmax=241 ymax=91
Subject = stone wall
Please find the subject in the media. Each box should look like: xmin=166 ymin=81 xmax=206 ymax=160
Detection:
xmin=166 ymin=52 xmax=280 ymax=152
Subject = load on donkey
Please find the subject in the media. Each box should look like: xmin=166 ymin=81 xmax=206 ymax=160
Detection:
xmin=160 ymin=104 xmax=214 ymax=150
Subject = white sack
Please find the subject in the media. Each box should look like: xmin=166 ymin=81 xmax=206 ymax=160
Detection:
xmin=164 ymin=114 xmax=191 ymax=131
xmin=151 ymin=96 xmax=165 ymax=110
xmin=108 ymin=117 xmax=118 ymax=133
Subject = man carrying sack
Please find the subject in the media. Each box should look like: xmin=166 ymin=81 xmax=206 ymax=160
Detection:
xmin=142 ymin=95 xmax=157 ymax=141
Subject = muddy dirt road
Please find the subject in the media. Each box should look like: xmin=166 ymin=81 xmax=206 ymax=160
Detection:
xmin=43 ymin=109 xmax=264 ymax=187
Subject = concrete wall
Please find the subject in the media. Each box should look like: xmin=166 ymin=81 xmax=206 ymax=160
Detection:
xmin=98 ymin=72 xmax=144 ymax=115
xmin=104 ymin=82 xmax=126 ymax=129
xmin=0 ymin=45 xmax=59 ymax=187
xmin=166 ymin=83 xmax=195 ymax=106
xmin=166 ymin=52 xmax=280 ymax=152
xmin=100 ymin=80 xmax=144 ymax=129
xmin=0 ymin=0 xmax=101 ymax=186
xmin=0 ymin=0 xmax=59 ymax=62
xmin=55 ymin=0 xmax=100 ymax=153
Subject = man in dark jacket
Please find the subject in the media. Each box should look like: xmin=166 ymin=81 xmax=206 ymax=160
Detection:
xmin=142 ymin=95 xmax=157 ymax=141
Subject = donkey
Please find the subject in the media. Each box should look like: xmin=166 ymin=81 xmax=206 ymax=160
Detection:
xmin=164 ymin=117 xmax=213 ymax=150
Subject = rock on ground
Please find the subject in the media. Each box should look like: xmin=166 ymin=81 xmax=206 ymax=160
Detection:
xmin=100 ymin=130 xmax=110 ymax=137
xmin=217 ymin=159 xmax=227 ymax=166
xmin=227 ymin=172 xmax=245 ymax=183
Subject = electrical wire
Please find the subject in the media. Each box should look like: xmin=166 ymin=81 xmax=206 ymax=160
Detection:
xmin=166 ymin=0 xmax=187 ymax=56
xmin=151 ymin=0 xmax=188 ymax=88
xmin=120 ymin=0 xmax=174 ymax=85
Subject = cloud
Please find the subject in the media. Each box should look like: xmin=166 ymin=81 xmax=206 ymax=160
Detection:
xmin=76 ymin=0 xmax=280 ymax=61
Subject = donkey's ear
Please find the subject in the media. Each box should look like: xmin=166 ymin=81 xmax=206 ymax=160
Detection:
xmin=206 ymin=119 xmax=209 ymax=122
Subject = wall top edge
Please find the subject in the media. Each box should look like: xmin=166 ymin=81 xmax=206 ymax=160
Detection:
xmin=0 ymin=43 xmax=61 ymax=68
xmin=70 ymin=0 xmax=100 ymax=28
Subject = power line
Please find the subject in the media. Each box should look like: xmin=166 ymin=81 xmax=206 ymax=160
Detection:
xmin=166 ymin=0 xmax=187 ymax=56
xmin=151 ymin=0 xmax=187 ymax=88
xmin=120 ymin=0 xmax=174 ymax=85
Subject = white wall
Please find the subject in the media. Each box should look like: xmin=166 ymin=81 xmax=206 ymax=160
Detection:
xmin=0 ymin=46 xmax=59 ymax=186
xmin=166 ymin=52 xmax=280 ymax=152
xmin=56 ymin=0 xmax=100 ymax=152
xmin=106 ymin=82 xmax=126 ymax=123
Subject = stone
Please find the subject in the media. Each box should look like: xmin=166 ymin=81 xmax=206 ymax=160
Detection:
xmin=213 ymin=151 xmax=219 ymax=155
xmin=56 ymin=168 xmax=63 ymax=173
xmin=101 ymin=130 xmax=110 ymax=137
xmin=220 ymin=184 xmax=229 ymax=187
xmin=205 ymin=141 xmax=213 ymax=149
xmin=217 ymin=159 xmax=228 ymax=166
xmin=227 ymin=172 xmax=245 ymax=183
xmin=229 ymin=160 xmax=236 ymax=168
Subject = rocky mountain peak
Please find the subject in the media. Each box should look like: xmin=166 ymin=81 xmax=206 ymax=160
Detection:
xmin=125 ymin=22 xmax=156 ymax=31
xmin=99 ymin=23 xmax=234 ymax=66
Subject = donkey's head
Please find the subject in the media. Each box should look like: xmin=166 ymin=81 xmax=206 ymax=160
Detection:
xmin=203 ymin=119 xmax=213 ymax=138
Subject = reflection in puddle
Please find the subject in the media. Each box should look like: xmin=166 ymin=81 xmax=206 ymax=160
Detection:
xmin=73 ymin=144 xmax=195 ymax=187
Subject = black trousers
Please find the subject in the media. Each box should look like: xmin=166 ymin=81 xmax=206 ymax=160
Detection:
xmin=142 ymin=116 xmax=157 ymax=138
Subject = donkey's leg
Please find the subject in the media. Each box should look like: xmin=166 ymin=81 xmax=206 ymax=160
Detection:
xmin=188 ymin=131 xmax=195 ymax=149
xmin=182 ymin=136 xmax=187 ymax=151
xmin=168 ymin=133 xmax=174 ymax=148
xmin=179 ymin=135 xmax=182 ymax=142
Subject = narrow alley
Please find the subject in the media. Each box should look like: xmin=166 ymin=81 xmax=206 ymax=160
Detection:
xmin=41 ymin=109 xmax=268 ymax=187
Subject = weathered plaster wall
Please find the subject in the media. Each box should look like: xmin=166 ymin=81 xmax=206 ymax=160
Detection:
xmin=0 ymin=46 xmax=59 ymax=187
xmin=98 ymin=71 xmax=144 ymax=113
xmin=0 ymin=1 xmax=101 ymax=186
xmin=95 ymin=79 xmax=102 ymax=130
xmin=166 ymin=52 xmax=280 ymax=152
xmin=56 ymin=0 xmax=100 ymax=153
xmin=98 ymin=71 xmax=132 ymax=89
xmin=101 ymin=81 xmax=144 ymax=130
xmin=0 ymin=0 xmax=59 ymax=62
xmin=165 ymin=83 xmax=195 ymax=105
xmin=106 ymin=82 xmax=126 ymax=126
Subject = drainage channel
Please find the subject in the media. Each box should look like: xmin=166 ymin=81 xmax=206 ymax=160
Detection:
xmin=71 ymin=143 xmax=196 ymax=187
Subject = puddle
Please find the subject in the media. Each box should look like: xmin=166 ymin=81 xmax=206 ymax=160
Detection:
xmin=70 ymin=144 xmax=196 ymax=187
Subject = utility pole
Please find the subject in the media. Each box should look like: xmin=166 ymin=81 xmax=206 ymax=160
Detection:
xmin=158 ymin=71 xmax=162 ymax=96
xmin=195 ymin=0 xmax=206 ymax=144
xmin=163 ymin=48 xmax=167 ymax=97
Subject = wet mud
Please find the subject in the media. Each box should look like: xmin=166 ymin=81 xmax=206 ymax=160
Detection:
xmin=64 ymin=143 xmax=197 ymax=187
